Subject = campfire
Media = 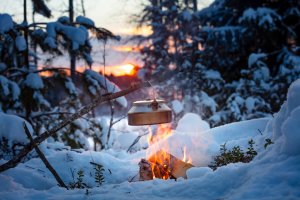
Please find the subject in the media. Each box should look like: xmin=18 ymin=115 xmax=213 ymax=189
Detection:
xmin=139 ymin=124 xmax=194 ymax=181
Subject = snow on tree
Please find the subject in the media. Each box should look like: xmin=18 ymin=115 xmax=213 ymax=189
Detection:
xmin=0 ymin=12 xmax=125 ymax=151
xmin=135 ymin=0 xmax=300 ymax=127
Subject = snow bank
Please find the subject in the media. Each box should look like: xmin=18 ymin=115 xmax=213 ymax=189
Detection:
xmin=1 ymin=79 xmax=300 ymax=199
xmin=147 ymin=117 xmax=268 ymax=167
xmin=0 ymin=112 xmax=33 ymax=145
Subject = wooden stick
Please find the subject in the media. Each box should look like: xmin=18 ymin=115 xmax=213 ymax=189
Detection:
xmin=23 ymin=123 xmax=69 ymax=189
xmin=0 ymin=82 xmax=150 ymax=173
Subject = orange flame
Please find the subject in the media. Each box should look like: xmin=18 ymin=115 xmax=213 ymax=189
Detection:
xmin=148 ymin=124 xmax=172 ymax=145
xmin=182 ymin=146 xmax=192 ymax=164
xmin=146 ymin=124 xmax=193 ymax=180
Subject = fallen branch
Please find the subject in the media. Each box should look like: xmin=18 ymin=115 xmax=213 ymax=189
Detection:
xmin=23 ymin=123 xmax=68 ymax=189
xmin=0 ymin=82 xmax=150 ymax=173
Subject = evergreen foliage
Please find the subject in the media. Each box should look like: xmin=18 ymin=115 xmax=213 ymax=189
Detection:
xmin=135 ymin=0 xmax=300 ymax=126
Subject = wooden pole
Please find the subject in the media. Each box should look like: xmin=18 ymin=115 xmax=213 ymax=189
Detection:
xmin=23 ymin=123 xmax=69 ymax=189
xmin=0 ymin=82 xmax=151 ymax=173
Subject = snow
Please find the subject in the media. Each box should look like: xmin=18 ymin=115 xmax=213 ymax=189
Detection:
xmin=248 ymin=53 xmax=266 ymax=68
xmin=245 ymin=96 xmax=255 ymax=112
xmin=44 ymin=36 xmax=57 ymax=48
xmin=0 ymin=63 xmax=7 ymax=72
xmin=23 ymin=73 xmax=44 ymax=89
xmin=176 ymin=113 xmax=210 ymax=134
xmin=239 ymin=8 xmax=281 ymax=30
xmin=45 ymin=21 xmax=88 ymax=50
xmin=0 ymin=13 xmax=13 ymax=33
xmin=171 ymin=100 xmax=183 ymax=114
xmin=1 ymin=79 xmax=300 ymax=199
xmin=84 ymin=69 xmax=128 ymax=108
xmin=76 ymin=16 xmax=95 ymax=27
xmin=0 ymin=112 xmax=33 ymax=145
xmin=64 ymin=77 xmax=78 ymax=96
xmin=15 ymin=36 xmax=27 ymax=51
xmin=181 ymin=10 xmax=192 ymax=21
xmin=204 ymin=69 xmax=222 ymax=80
xmin=0 ymin=75 xmax=20 ymax=101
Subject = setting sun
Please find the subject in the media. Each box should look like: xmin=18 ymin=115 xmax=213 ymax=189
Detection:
xmin=98 ymin=63 xmax=137 ymax=77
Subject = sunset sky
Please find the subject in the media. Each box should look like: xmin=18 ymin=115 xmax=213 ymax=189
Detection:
xmin=0 ymin=0 xmax=212 ymax=76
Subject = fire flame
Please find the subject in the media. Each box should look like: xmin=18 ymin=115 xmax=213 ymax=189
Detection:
xmin=182 ymin=146 xmax=192 ymax=164
xmin=147 ymin=124 xmax=192 ymax=180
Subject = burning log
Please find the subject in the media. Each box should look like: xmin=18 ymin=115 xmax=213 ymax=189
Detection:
xmin=139 ymin=150 xmax=194 ymax=181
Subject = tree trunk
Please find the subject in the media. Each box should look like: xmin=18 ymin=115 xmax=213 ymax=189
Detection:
xmin=23 ymin=0 xmax=30 ymax=69
xmin=69 ymin=0 xmax=76 ymax=80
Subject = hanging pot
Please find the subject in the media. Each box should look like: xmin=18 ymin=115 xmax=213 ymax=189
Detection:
xmin=128 ymin=99 xmax=172 ymax=126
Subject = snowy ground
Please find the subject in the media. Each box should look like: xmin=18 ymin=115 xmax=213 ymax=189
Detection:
xmin=1 ymin=79 xmax=300 ymax=199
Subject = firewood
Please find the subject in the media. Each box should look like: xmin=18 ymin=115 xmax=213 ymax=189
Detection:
xmin=148 ymin=150 xmax=193 ymax=179
xmin=138 ymin=159 xmax=153 ymax=181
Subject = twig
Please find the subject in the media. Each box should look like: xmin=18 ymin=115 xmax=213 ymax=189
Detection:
xmin=23 ymin=122 xmax=68 ymax=189
xmin=258 ymin=129 xmax=263 ymax=135
xmin=0 ymin=82 xmax=151 ymax=173
xmin=127 ymin=132 xmax=149 ymax=153
xmin=112 ymin=115 xmax=127 ymax=125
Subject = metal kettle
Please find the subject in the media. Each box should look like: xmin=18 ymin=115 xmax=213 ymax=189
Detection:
xmin=128 ymin=99 xmax=172 ymax=126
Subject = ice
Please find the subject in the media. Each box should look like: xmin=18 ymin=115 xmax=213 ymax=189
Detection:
xmin=0 ymin=14 xmax=13 ymax=33
xmin=23 ymin=73 xmax=44 ymax=89
xmin=15 ymin=36 xmax=27 ymax=51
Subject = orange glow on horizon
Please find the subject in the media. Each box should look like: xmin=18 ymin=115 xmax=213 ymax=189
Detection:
xmin=98 ymin=63 xmax=137 ymax=76
xmin=117 ymin=25 xmax=152 ymax=36
xmin=112 ymin=45 xmax=142 ymax=52
xmin=38 ymin=63 xmax=138 ymax=77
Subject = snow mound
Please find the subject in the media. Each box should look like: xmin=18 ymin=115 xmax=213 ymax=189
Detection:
xmin=176 ymin=113 xmax=210 ymax=134
xmin=0 ymin=113 xmax=33 ymax=145
xmin=271 ymin=79 xmax=300 ymax=156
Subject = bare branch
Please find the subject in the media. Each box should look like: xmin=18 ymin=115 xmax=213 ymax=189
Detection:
xmin=0 ymin=82 xmax=151 ymax=173
xmin=23 ymin=122 xmax=68 ymax=189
